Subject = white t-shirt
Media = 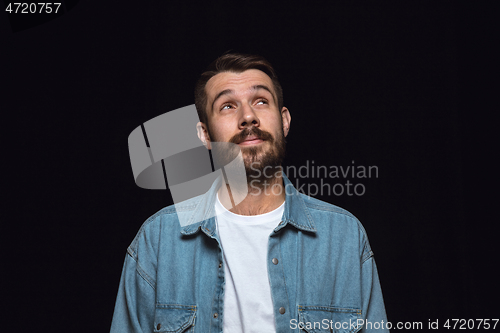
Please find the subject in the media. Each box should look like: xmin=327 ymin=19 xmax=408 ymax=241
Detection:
xmin=215 ymin=193 xmax=285 ymax=333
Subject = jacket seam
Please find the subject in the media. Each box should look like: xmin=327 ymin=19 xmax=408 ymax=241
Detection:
xmin=355 ymin=219 xmax=374 ymax=261
xmin=126 ymin=246 xmax=138 ymax=261
xmin=126 ymin=248 xmax=156 ymax=290
xmin=362 ymin=251 xmax=374 ymax=264
xmin=135 ymin=257 xmax=156 ymax=291
xmin=155 ymin=304 xmax=197 ymax=309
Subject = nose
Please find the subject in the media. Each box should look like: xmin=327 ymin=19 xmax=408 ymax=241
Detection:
xmin=238 ymin=104 xmax=260 ymax=129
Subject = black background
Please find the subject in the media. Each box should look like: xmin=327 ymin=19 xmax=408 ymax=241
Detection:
xmin=2 ymin=1 xmax=497 ymax=332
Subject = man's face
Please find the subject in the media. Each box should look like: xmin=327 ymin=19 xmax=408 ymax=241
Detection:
xmin=200 ymin=69 xmax=291 ymax=182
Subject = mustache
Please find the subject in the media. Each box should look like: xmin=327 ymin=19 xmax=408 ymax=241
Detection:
xmin=229 ymin=127 xmax=274 ymax=144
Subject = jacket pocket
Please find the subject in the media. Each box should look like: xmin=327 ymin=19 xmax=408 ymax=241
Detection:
xmin=153 ymin=304 xmax=196 ymax=333
xmin=297 ymin=305 xmax=362 ymax=333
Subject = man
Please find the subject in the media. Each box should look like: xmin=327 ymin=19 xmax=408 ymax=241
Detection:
xmin=111 ymin=53 xmax=389 ymax=332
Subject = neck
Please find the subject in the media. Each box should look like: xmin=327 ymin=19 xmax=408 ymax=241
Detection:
xmin=218 ymin=175 xmax=286 ymax=216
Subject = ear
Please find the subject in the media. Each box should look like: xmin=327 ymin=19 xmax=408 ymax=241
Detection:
xmin=196 ymin=122 xmax=212 ymax=149
xmin=281 ymin=107 xmax=291 ymax=137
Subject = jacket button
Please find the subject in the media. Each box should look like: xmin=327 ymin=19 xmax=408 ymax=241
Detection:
xmin=279 ymin=307 xmax=286 ymax=314
xmin=213 ymin=313 xmax=218 ymax=318
xmin=219 ymin=262 xmax=222 ymax=268
xmin=272 ymin=258 xmax=279 ymax=265
xmin=156 ymin=323 xmax=161 ymax=330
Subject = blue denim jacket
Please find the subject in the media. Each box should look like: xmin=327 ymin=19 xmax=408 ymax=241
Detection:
xmin=110 ymin=175 xmax=389 ymax=332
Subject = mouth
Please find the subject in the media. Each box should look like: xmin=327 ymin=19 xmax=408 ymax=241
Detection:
xmin=238 ymin=135 xmax=265 ymax=146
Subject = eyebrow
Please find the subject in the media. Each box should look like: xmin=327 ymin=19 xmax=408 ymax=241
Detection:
xmin=210 ymin=84 xmax=276 ymax=112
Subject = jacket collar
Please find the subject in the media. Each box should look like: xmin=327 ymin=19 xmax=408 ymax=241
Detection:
xmin=180 ymin=173 xmax=317 ymax=236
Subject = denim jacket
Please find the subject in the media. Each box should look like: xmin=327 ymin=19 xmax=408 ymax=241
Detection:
xmin=110 ymin=175 xmax=389 ymax=333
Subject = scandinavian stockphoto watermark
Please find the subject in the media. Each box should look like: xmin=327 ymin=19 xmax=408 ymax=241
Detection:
xmin=249 ymin=160 xmax=379 ymax=197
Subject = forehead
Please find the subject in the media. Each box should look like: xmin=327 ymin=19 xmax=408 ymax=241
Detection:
xmin=205 ymin=69 xmax=275 ymax=100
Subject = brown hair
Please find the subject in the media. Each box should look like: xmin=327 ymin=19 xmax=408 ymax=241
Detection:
xmin=194 ymin=53 xmax=284 ymax=126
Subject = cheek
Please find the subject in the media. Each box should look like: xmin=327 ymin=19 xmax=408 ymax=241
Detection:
xmin=265 ymin=117 xmax=284 ymax=133
xmin=208 ymin=122 xmax=234 ymax=142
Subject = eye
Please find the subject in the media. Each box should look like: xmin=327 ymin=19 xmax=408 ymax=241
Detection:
xmin=256 ymin=99 xmax=268 ymax=105
xmin=220 ymin=103 xmax=234 ymax=111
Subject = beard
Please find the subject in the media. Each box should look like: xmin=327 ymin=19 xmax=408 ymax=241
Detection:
xmin=208 ymin=125 xmax=286 ymax=189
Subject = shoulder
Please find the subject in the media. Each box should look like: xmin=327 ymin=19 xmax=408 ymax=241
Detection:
xmin=299 ymin=193 xmax=374 ymax=261
xmin=127 ymin=194 xmax=203 ymax=256
xmin=300 ymin=193 xmax=357 ymax=219
xmin=300 ymin=193 xmax=361 ymax=228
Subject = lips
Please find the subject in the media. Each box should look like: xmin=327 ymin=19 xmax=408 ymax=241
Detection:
xmin=230 ymin=127 xmax=273 ymax=146
xmin=239 ymin=135 xmax=264 ymax=145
